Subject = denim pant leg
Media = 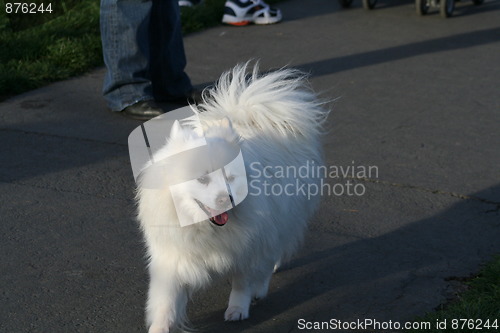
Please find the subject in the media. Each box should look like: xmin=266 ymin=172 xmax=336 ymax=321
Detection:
xmin=149 ymin=0 xmax=192 ymax=101
xmin=100 ymin=0 xmax=153 ymax=111
xmin=100 ymin=0 xmax=192 ymax=111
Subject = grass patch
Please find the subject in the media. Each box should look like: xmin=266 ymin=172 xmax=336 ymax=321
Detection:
xmin=181 ymin=0 xmax=228 ymax=34
xmin=0 ymin=0 xmax=102 ymax=98
xmin=407 ymin=255 xmax=500 ymax=332
xmin=0 ymin=0 xmax=283 ymax=100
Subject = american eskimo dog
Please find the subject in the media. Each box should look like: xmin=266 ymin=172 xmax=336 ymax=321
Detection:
xmin=136 ymin=63 xmax=328 ymax=333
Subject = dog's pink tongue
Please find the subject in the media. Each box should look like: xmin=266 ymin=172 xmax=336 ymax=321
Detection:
xmin=213 ymin=212 xmax=229 ymax=226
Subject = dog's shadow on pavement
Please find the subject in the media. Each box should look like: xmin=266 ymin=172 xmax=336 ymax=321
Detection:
xmin=190 ymin=182 xmax=499 ymax=333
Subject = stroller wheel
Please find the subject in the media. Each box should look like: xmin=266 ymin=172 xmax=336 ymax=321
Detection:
xmin=363 ymin=0 xmax=378 ymax=9
xmin=416 ymin=0 xmax=430 ymax=15
xmin=440 ymin=0 xmax=455 ymax=17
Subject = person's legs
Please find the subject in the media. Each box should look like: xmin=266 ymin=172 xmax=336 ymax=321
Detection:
xmin=100 ymin=0 xmax=154 ymax=111
xmin=149 ymin=0 xmax=193 ymax=101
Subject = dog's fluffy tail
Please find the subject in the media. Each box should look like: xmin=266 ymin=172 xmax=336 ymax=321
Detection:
xmin=197 ymin=62 xmax=329 ymax=141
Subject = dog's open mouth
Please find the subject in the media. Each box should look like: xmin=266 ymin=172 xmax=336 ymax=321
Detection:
xmin=195 ymin=199 xmax=229 ymax=226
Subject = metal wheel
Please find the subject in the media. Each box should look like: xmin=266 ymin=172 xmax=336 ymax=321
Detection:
xmin=440 ymin=0 xmax=455 ymax=17
xmin=363 ymin=0 xmax=378 ymax=9
xmin=338 ymin=0 xmax=354 ymax=8
xmin=416 ymin=0 xmax=430 ymax=15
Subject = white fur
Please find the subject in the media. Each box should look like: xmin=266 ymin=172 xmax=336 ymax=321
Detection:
xmin=137 ymin=63 xmax=328 ymax=332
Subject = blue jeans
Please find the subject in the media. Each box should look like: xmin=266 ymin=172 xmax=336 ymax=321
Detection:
xmin=100 ymin=0 xmax=192 ymax=111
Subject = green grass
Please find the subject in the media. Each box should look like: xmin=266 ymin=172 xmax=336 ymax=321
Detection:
xmin=181 ymin=0 xmax=228 ymax=34
xmin=407 ymin=255 xmax=500 ymax=332
xmin=0 ymin=0 xmax=282 ymax=101
xmin=0 ymin=0 xmax=102 ymax=99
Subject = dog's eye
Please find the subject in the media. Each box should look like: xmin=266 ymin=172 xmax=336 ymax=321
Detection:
xmin=197 ymin=175 xmax=210 ymax=185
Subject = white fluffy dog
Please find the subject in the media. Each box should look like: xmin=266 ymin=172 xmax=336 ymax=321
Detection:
xmin=137 ymin=63 xmax=328 ymax=333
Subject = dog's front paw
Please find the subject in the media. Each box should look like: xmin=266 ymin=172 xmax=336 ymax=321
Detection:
xmin=148 ymin=325 xmax=169 ymax=333
xmin=224 ymin=306 xmax=249 ymax=321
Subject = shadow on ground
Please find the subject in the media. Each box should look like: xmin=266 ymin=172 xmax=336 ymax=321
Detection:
xmin=186 ymin=182 xmax=500 ymax=332
xmin=297 ymin=27 xmax=500 ymax=77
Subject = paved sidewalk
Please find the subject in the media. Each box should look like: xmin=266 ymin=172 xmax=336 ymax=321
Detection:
xmin=1 ymin=0 xmax=499 ymax=332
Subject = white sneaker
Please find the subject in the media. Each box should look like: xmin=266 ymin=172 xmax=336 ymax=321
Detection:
xmin=222 ymin=0 xmax=282 ymax=26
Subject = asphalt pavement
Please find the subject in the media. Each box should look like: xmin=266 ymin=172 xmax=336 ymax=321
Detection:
xmin=1 ymin=0 xmax=499 ymax=332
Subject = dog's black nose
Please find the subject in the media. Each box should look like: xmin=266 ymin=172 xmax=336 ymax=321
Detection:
xmin=215 ymin=193 xmax=233 ymax=209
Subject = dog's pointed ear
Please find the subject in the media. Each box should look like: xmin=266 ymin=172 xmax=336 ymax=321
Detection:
xmin=220 ymin=117 xmax=233 ymax=129
xmin=170 ymin=120 xmax=183 ymax=139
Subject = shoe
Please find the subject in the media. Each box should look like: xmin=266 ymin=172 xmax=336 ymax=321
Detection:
xmin=155 ymin=89 xmax=204 ymax=105
xmin=121 ymin=100 xmax=165 ymax=120
xmin=179 ymin=0 xmax=202 ymax=7
xmin=222 ymin=0 xmax=282 ymax=26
